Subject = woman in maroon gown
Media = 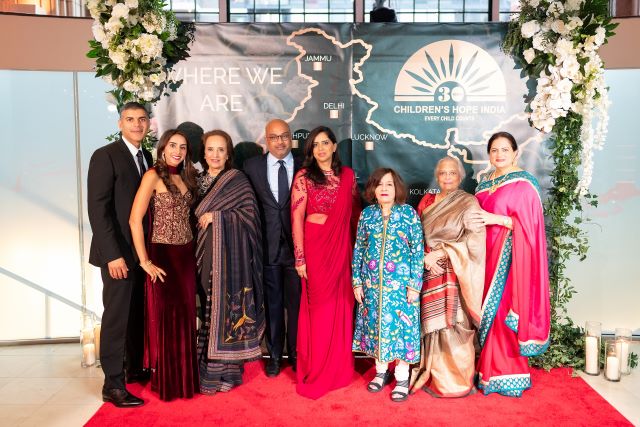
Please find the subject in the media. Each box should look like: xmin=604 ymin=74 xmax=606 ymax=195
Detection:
xmin=129 ymin=129 xmax=200 ymax=401
xmin=291 ymin=126 xmax=360 ymax=399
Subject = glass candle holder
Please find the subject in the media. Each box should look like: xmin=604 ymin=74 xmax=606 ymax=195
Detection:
xmin=80 ymin=314 xmax=96 ymax=368
xmin=584 ymin=321 xmax=601 ymax=376
xmin=615 ymin=328 xmax=632 ymax=375
xmin=604 ymin=340 xmax=621 ymax=382
xmin=93 ymin=321 xmax=102 ymax=368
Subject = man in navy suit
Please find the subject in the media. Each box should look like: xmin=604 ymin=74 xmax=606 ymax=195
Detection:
xmin=87 ymin=102 xmax=152 ymax=407
xmin=244 ymin=119 xmax=302 ymax=377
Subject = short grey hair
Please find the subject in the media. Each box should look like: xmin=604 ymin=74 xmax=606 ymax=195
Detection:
xmin=434 ymin=156 xmax=466 ymax=183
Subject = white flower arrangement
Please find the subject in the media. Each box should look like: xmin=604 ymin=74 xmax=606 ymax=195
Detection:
xmin=86 ymin=0 xmax=193 ymax=106
xmin=504 ymin=0 xmax=617 ymax=195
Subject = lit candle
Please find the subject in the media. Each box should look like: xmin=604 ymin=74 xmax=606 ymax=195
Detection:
xmin=94 ymin=324 xmax=101 ymax=360
xmin=83 ymin=343 xmax=96 ymax=366
xmin=585 ymin=336 xmax=598 ymax=374
xmin=329 ymin=109 xmax=339 ymax=119
xmin=365 ymin=140 xmax=375 ymax=151
xmin=615 ymin=340 xmax=629 ymax=373
xmin=313 ymin=62 xmax=322 ymax=71
xmin=605 ymin=356 xmax=620 ymax=381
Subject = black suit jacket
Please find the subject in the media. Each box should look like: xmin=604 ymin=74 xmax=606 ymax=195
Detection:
xmin=244 ymin=153 xmax=302 ymax=265
xmin=87 ymin=139 xmax=153 ymax=268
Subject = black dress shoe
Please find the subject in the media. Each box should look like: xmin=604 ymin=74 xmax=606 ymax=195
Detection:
xmin=126 ymin=370 xmax=151 ymax=384
xmin=265 ymin=358 xmax=281 ymax=377
xmin=102 ymin=388 xmax=144 ymax=408
xmin=289 ymin=357 xmax=297 ymax=372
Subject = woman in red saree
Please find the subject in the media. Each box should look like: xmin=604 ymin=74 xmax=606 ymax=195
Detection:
xmin=469 ymin=131 xmax=550 ymax=397
xmin=291 ymin=126 xmax=360 ymax=399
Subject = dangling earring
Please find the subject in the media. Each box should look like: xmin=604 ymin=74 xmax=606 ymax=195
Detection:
xmin=183 ymin=159 xmax=186 ymax=168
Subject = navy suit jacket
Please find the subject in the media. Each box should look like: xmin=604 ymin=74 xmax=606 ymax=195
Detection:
xmin=244 ymin=153 xmax=302 ymax=265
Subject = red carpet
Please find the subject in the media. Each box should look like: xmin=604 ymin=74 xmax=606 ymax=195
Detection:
xmin=86 ymin=360 xmax=632 ymax=426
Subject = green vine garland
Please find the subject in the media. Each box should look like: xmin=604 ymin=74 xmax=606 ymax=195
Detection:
xmin=503 ymin=0 xmax=622 ymax=371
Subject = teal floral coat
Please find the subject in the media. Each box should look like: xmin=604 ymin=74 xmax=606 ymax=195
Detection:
xmin=352 ymin=203 xmax=424 ymax=363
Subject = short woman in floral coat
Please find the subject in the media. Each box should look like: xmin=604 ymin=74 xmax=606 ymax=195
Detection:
xmin=352 ymin=168 xmax=424 ymax=402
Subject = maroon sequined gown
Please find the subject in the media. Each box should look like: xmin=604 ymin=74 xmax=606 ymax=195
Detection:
xmin=144 ymin=191 xmax=199 ymax=401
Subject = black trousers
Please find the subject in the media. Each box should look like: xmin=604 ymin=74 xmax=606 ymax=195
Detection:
xmin=100 ymin=266 xmax=145 ymax=390
xmin=263 ymin=260 xmax=301 ymax=361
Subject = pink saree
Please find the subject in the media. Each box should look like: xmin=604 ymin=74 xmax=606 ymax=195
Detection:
xmin=475 ymin=170 xmax=550 ymax=397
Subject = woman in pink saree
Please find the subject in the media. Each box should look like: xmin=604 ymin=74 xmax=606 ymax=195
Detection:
xmin=291 ymin=126 xmax=360 ymax=399
xmin=469 ymin=131 xmax=550 ymax=397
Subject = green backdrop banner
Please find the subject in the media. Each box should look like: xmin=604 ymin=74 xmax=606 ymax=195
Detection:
xmin=153 ymin=23 xmax=551 ymax=205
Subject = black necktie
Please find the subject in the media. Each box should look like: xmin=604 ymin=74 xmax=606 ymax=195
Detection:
xmin=136 ymin=150 xmax=146 ymax=176
xmin=277 ymin=160 xmax=288 ymax=206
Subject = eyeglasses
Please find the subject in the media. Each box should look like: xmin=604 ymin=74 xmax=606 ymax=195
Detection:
xmin=267 ymin=133 xmax=291 ymax=143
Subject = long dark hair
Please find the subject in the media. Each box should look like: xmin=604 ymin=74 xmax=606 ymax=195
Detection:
xmin=155 ymin=129 xmax=198 ymax=204
xmin=302 ymin=126 xmax=342 ymax=185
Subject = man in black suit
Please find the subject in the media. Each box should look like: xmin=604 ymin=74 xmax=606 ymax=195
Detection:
xmin=87 ymin=102 xmax=152 ymax=408
xmin=244 ymin=119 xmax=302 ymax=377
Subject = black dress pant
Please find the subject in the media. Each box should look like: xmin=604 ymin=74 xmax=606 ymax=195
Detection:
xmin=263 ymin=253 xmax=301 ymax=361
xmin=100 ymin=266 xmax=145 ymax=390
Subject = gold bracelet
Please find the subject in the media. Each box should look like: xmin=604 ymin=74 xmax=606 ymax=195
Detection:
xmin=141 ymin=259 xmax=152 ymax=267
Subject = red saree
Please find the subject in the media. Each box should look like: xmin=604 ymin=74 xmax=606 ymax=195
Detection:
xmin=291 ymin=166 xmax=359 ymax=399
xmin=475 ymin=170 xmax=550 ymax=397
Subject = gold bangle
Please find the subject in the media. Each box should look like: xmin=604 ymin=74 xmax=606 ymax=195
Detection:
xmin=141 ymin=259 xmax=152 ymax=267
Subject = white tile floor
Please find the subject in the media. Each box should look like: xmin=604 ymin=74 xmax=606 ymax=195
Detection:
xmin=0 ymin=343 xmax=638 ymax=426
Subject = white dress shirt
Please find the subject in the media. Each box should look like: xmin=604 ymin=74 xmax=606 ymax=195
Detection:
xmin=267 ymin=152 xmax=294 ymax=202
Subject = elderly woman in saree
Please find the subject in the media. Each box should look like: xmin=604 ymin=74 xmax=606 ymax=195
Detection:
xmin=468 ymin=131 xmax=550 ymax=397
xmin=410 ymin=156 xmax=485 ymax=398
xmin=352 ymin=168 xmax=424 ymax=402
xmin=194 ymin=130 xmax=265 ymax=394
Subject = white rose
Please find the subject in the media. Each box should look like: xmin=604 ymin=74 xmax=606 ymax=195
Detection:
xmin=547 ymin=1 xmax=564 ymax=17
xmin=526 ymin=0 xmax=540 ymax=6
xmin=104 ymin=17 xmax=124 ymax=35
xmin=123 ymin=81 xmax=139 ymax=93
xmin=140 ymin=89 xmax=155 ymax=102
xmin=560 ymin=56 xmax=581 ymax=80
xmin=551 ymin=20 xmax=568 ymax=35
xmin=136 ymin=33 xmax=163 ymax=59
xmin=108 ymin=50 xmax=128 ymax=70
xmin=583 ymin=36 xmax=596 ymax=52
xmin=565 ymin=0 xmax=583 ymax=12
xmin=555 ymin=38 xmax=575 ymax=59
xmin=141 ymin=13 xmax=160 ymax=33
xmin=566 ymin=16 xmax=583 ymax=31
xmin=124 ymin=0 xmax=138 ymax=8
xmin=92 ymin=22 xmax=107 ymax=42
xmin=523 ymin=48 xmax=536 ymax=64
xmin=521 ymin=20 xmax=540 ymax=39
xmin=532 ymin=34 xmax=546 ymax=51
xmin=557 ymin=78 xmax=573 ymax=94
xmin=594 ymin=27 xmax=606 ymax=46
xmin=111 ymin=3 xmax=129 ymax=19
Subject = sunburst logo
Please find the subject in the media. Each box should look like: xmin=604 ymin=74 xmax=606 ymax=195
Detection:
xmin=394 ymin=40 xmax=506 ymax=103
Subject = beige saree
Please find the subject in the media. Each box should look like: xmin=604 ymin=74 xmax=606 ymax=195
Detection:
xmin=410 ymin=190 xmax=485 ymax=397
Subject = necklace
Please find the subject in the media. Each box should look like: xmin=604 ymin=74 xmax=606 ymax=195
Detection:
xmin=488 ymin=169 xmax=513 ymax=194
